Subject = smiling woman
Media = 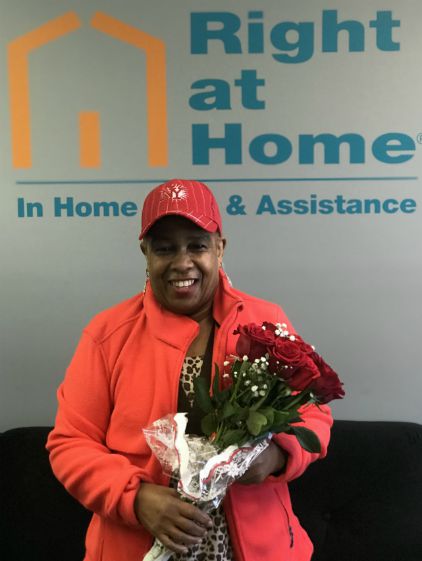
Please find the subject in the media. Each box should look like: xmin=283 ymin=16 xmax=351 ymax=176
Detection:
xmin=141 ymin=216 xmax=225 ymax=321
xmin=46 ymin=178 xmax=333 ymax=561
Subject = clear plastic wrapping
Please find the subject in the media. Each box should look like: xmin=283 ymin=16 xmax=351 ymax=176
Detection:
xmin=142 ymin=413 xmax=269 ymax=560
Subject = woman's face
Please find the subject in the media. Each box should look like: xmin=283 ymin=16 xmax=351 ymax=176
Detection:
xmin=141 ymin=216 xmax=226 ymax=321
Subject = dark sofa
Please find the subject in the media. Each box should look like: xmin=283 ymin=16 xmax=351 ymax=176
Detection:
xmin=1 ymin=421 xmax=422 ymax=561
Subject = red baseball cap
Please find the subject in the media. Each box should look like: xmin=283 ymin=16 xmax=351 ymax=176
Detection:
xmin=139 ymin=179 xmax=223 ymax=239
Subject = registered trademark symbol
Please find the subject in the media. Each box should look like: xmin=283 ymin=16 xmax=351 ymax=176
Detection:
xmin=417 ymin=133 xmax=422 ymax=144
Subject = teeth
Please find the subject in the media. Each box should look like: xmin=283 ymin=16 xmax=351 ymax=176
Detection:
xmin=172 ymin=280 xmax=195 ymax=287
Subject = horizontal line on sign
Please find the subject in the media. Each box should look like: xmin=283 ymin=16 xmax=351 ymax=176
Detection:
xmin=16 ymin=176 xmax=418 ymax=185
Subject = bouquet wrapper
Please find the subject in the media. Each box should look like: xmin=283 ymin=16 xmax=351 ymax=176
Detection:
xmin=142 ymin=413 xmax=270 ymax=561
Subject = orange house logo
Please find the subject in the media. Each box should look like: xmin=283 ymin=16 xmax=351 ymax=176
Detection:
xmin=7 ymin=11 xmax=168 ymax=169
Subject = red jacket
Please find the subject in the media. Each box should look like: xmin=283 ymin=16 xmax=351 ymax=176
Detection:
xmin=47 ymin=271 xmax=332 ymax=561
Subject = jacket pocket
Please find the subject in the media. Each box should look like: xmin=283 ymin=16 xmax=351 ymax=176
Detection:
xmin=226 ymin=482 xmax=296 ymax=560
xmin=274 ymin=487 xmax=294 ymax=549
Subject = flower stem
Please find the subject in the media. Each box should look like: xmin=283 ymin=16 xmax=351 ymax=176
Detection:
xmin=214 ymin=422 xmax=225 ymax=444
xmin=284 ymin=390 xmax=312 ymax=410
xmin=229 ymin=361 xmax=249 ymax=404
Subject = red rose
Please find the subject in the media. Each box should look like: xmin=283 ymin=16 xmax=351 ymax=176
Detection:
xmin=234 ymin=323 xmax=277 ymax=361
xmin=287 ymin=363 xmax=321 ymax=391
xmin=261 ymin=322 xmax=279 ymax=335
xmin=292 ymin=334 xmax=315 ymax=355
xmin=270 ymin=337 xmax=309 ymax=368
xmin=267 ymin=337 xmax=321 ymax=390
xmin=310 ymin=354 xmax=345 ymax=404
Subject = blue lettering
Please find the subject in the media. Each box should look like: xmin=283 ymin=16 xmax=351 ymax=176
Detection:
xmin=293 ymin=200 xmax=309 ymax=214
xmin=319 ymin=199 xmax=334 ymax=214
xmin=346 ymin=199 xmax=363 ymax=214
xmin=190 ymin=71 xmax=265 ymax=111
xmin=76 ymin=202 xmax=92 ymax=217
xmin=271 ymin=22 xmax=314 ymax=63
xmin=310 ymin=194 xmax=318 ymax=214
xmin=190 ymin=10 xmax=401 ymax=60
xmin=17 ymin=197 xmax=43 ymax=218
xmin=363 ymin=199 xmax=381 ymax=213
xmin=249 ymin=134 xmax=292 ymax=164
xmin=191 ymin=12 xmax=241 ymax=54
xmin=400 ymin=199 xmax=417 ymax=213
xmin=382 ymin=199 xmax=399 ymax=213
xmin=92 ymin=201 xmax=120 ymax=217
xmin=192 ymin=124 xmax=242 ymax=164
xmin=191 ymin=126 xmax=416 ymax=166
xmin=248 ymin=11 xmax=264 ymax=53
xmin=369 ymin=11 xmax=400 ymax=51
xmin=323 ymin=10 xmax=365 ymax=52
xmin=54 ymin=197 xmax=137 ymax=217
xmin=54 ymin=196 xmax=74 ymax=217
xmin=372 ymin=133 xmax=416 ymax=163
xmin=277 ymin=199 xmax=292 ymax=215
xmin=256 ymin=195 xmax=277 ymax=215
xmin=121 ymin=201 xmax=138 ymax=217
xmin=189 ymin=80 xmax=231 ymax=110
xmin=253 ymin=196 xmax=416 ymax=216
xmin=234 ymin=70 xmax=266 ymax=109
xmin=299 ymin=133 xmax=365 ymax=164
xmin=17 ymin=197 xmax=25 ymax=218
xmin=335 ymin=195 xmax=347 ymax=214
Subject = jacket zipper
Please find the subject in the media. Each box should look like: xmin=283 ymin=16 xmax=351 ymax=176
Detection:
xmin=210 ymin=303 xmax=242 ymax=390
xmin=172 ymin=329 xmax=199 ymax=414
xmin=280 ymin=499 xmax=294 ymax=548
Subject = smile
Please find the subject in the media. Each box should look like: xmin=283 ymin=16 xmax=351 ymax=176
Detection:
xmin=169 ymin=279 xmax=196 ymax=288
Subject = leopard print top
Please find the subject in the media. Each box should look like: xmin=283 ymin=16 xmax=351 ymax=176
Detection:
xmin=173 ymin=356 xmax=234 ymax=561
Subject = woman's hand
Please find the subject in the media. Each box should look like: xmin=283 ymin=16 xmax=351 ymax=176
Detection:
xmin=237 ymin=441 xmax=286 ymax=485
xmin=134 ymin=483 xmax=213 ymax=554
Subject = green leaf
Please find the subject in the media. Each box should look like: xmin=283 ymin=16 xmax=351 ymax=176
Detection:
xmin=193 ymin=376 xmax=213 ymax=413
xmin=220 ymin=429 xmax=246 ymax=447
xmin=246 ymin=410 xmax=268 ymax=436
xmin=222 ymin=401 xmax=236 ymax=419
xmin=273 ymin=410 xmax=290 ymax=425
xmin=232 ymin=406 xmax=248 ymax=423
xmin=271 ymin=424 xmax=290 ymax=435
xmin=290 ymin=426 xmax=321 ymax=453
xmin=201 ymin=412 xmax=218 ymax=436
xmin=288 ymin=415 xmax=303 ymax=424
xmin=259 ymin=407 xmax=275 ymax=425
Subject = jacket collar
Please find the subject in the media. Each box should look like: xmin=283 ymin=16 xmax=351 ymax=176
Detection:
xmin=213 ymin=269 xmax=243 ymax=326
xmin=143 ymin=270 xmax=243 ymax=349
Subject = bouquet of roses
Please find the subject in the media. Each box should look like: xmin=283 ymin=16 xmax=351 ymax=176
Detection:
xmin=196 ymin=321 xmax=345 ymax=452
xmin=142 ymin=321 xmax=344 ymax=561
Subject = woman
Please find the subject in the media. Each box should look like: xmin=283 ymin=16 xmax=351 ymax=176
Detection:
xmin=47 ymin=179 xmax=333 ymax=561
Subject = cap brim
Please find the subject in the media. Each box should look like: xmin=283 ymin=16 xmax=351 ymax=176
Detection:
xmin=139 ymin=211 xmax=219 ymax=239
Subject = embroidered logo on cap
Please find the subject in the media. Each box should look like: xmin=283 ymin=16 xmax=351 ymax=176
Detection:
xmin=161 ymin=183 xmax=187 ymax=201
